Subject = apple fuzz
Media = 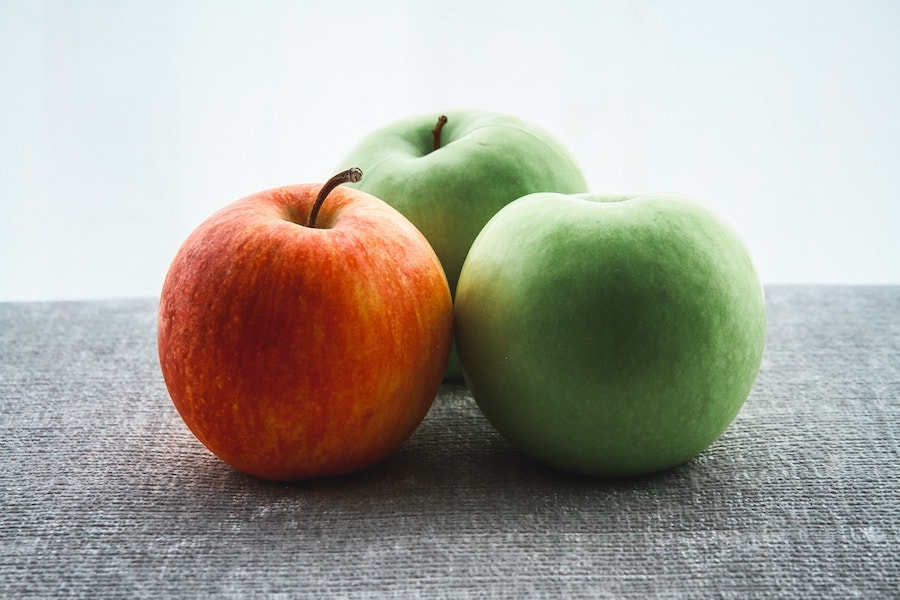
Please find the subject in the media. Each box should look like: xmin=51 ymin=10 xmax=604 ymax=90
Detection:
xmin=337 ymin=109 xmax=589 ymax=379
xmin=157 ymin=168 xmax=453 ymax=482
xmin=454 ymin=192 xmax=767 ymax=478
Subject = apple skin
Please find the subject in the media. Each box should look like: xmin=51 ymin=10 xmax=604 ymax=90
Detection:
xmin=336 ymin=109 xmax=588 ymax=379
xmin=454 ymin=192 xmax=766 ymax=477
xmin=157 ymin=179 xmax=453 ymax=482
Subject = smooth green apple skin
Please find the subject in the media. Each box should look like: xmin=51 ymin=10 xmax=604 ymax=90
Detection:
xmin=337 ymin=109 xmax=588 ymax=379
xmin=454 ymin=192 xmax=766 ymax=477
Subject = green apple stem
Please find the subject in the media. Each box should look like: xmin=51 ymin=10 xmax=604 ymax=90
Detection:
xmin=431 ymin=115 xmax=448 ymax=151
xmin=306 ymin=167 xmax=363 ymax=228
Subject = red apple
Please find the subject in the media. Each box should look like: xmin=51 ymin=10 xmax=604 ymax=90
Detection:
xmin=157 ymin=169 xmax=453 ymax=481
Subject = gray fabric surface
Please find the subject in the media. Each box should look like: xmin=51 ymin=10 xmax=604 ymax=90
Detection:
xmin=1 ymin=286 xmax=898 ymax=598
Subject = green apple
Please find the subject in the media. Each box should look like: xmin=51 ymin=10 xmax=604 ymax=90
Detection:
xmin=454 ymin=192 xmax=766 ymax=477
xmin=337 ymin=109 xmax=588 ymax=378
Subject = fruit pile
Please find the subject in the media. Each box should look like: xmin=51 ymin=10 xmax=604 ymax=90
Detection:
xmin=158 ymin=109 xmax=766 ymax=482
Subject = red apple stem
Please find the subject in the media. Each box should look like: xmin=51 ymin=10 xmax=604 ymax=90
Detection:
xmin=432 ymin=115 xmax=448 ymax=151
xmin=307 ymin=167 xmax=363 ymax=228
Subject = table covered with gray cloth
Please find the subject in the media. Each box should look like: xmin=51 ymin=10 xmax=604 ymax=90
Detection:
xmin=1 ymin=286 xmax=898 ymax=598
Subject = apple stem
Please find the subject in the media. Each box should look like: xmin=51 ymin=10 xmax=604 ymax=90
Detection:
xmin=431 ymin=115 xmax=448 ymax=151
xmin=306 ymin=167 xmax=363 ymax=228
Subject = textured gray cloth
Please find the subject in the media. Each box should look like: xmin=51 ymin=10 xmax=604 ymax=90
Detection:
xmin=1 ymin=286 xmax=898 ymax=598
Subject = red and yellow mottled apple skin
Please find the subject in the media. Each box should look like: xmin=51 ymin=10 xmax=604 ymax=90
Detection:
xmin=157 ymin=182 xmax=453 ymax=482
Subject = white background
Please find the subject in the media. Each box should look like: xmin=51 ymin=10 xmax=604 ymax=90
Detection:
xmin=2 ymin=0 xmax=899 ymax=301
